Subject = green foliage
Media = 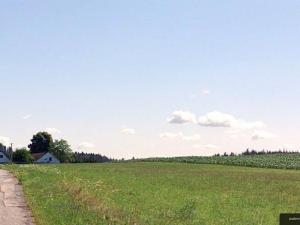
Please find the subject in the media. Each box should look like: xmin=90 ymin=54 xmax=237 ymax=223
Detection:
xmin=140 ymin=153 xmax=300 ymax=169
xmin=4 ymin=163 xmax=300 ymax=225
xmin=28 ymin=132 xmax=54 ymax=153
xmin=13 ymin=148 xmax=33 ymax=163
xmin=73 ymin=152 xmax=111 ymax=163
xmin=51 ymin=139 xmax=74 ymax=163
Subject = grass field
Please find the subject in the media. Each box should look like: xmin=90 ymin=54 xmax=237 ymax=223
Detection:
xmin=3 ymin=162 xmax=300 ymax=225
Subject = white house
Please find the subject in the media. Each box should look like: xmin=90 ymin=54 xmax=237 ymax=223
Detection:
xmin=31 ymin=152 xmax=60 ymax=164
xmin=0 ymin=151 xmax=11 ymax=163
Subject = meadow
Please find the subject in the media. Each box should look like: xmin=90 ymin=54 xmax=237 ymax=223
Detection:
xmin=3 ymin=162 xmax=300 ymax=225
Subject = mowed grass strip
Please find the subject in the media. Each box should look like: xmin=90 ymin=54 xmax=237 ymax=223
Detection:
xmin=3 ymin=162 xmax=300 ymax=225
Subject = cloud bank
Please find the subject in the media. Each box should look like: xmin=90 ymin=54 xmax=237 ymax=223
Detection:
xmin=198 ymin=111 xmax=266 ymax=129
xmin=167 ymin=110 xmax=265 ymax=130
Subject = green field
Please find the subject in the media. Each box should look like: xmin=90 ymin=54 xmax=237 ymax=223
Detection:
xmin=140 ymin=153 xmax=300 ymax=169
xmin=3 ymin=162 xmax=300 ymax=225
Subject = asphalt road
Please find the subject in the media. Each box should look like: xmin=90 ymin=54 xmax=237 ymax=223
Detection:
xmin=0 ymin=169 xmax=34 ymax=225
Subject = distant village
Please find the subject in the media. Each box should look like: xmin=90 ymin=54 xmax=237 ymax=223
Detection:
xmin=0 ymin=131 xmax=112 ymax=164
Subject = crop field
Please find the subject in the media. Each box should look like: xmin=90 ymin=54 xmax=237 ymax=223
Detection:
xmin=3 ymin=162 xmax=300 ymax=225
xmin=140 ymin=153 xmax=300 ymax=169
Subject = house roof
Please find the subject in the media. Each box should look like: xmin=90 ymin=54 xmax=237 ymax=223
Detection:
xmin=31 ymin=152 xmax=47 ymax=161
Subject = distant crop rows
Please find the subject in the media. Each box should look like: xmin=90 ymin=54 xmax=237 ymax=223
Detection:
xmin=139 ymin=153 xmax=300 ymax=169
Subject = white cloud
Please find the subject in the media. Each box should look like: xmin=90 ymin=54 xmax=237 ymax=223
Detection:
xmin=78 ymin=142 xmax=95 ymax=150
xmin=0 ymin=136 xmax=11 ymax=146
xmin=202 ymin=89 xmax=211 ymax=95
xmin=45 ymin=128 xmax=61 ymax=135
xmin=160 ymin=132 xmax=201 ymax=142
xmin=121 ymin=128 xmax=136 ymax=135
xmin=23 ymin=114 xmax=32 ymax=120
xmin=167 ymin=111 xmax=197 ymax=124
xmin=198 ymin=111 xmax=266 ymax=129
xmin=198 ymin=111 xmax=234 ymax=127
xmin=252 ymin=131 xmax=277 ymax=140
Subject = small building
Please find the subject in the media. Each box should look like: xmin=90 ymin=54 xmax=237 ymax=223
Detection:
xmin=0 ymin=151 xmax=11 ymax=163
xmin=31 ymin=152 xmax=60 ymax=164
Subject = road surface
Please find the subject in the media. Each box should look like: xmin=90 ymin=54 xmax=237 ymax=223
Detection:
xmin=0 ymin=169 xmax=34 ymax=225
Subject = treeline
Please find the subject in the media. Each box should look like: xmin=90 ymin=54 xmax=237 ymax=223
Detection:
xmin=0 ymin=131 xmax=112 ymax=164
xmin=214 ymin=149 xmax=300 ymax=157
xmin=73 ymin=152 xmax=112 ymax=163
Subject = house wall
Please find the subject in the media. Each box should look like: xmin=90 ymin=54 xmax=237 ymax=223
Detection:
xmin=0 ymin=152 xmax=11 ymax=163
xmin=35 ymin=153 xmax=60 ymax=164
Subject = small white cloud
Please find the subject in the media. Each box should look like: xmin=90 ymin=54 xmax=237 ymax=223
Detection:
xmin=167 ymin=111 xmax=197 ymax=124
xmin=45 ymin=128 xmax=61 ymax=135
xmin=202 ymin=89 xmax=211 ymax=95
xmin=252 ymin=131 xmax=277 ymax=140
xmin=23 ymin=114 xmax=32 ymax=120
xmin=198 ymin=111 xmax=234 ymax=127
xmin=160 ymin=132 xmax=200 ymax=142
xmin=0 ymin=136 xmax=11 ymax=146
xmin=78 ymin=142 xmax=95 ymax=150
xmin=121 ymin=128 xmax=136 ymax=135
xmin=198 ymin=111 xmax=265 ymax=129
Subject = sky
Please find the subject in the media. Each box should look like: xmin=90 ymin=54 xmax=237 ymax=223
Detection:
xmin=1 ymin=0 xmax=300 ymax=159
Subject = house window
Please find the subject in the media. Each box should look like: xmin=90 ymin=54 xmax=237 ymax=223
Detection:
xmin=49 ymin=157 xmax=52 ymax=161
xmin=0 ymin=155 xmax=3 ymax=158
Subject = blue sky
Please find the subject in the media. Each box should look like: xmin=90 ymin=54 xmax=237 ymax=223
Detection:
xmin=1 ymin=1 xmax=300 ymax=158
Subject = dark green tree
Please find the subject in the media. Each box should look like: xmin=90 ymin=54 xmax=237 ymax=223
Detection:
xmin=28 ymin=132 xmax=54 ymax=153
xmin=13 ymin=148 xmax=33 ymax=163
xmin=51 ymin=139 xmax=74 ymax=163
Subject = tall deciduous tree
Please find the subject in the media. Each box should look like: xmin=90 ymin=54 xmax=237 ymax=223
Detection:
xmin=28 ymin=132 xmax=54 ymax=153
xmin=13 ymin=148 xmax=33 ymax=163
xmin=51 ymin=139 xmax=73 ymax=163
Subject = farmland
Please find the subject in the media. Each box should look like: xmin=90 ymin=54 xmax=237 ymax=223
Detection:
xmin=140 ymin=153 xmax=300 ymax=169
xmin=3 ymin=162 xmax=300 ymax=225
